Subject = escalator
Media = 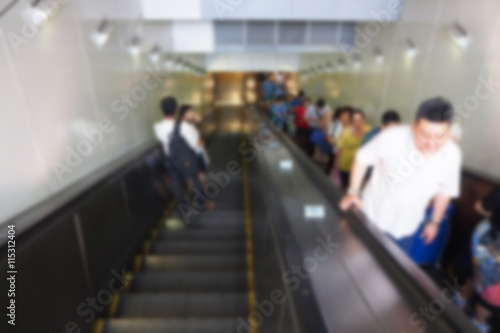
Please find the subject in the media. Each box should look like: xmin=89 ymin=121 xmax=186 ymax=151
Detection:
xmin=95 ymin=115 xmax=255 ymax=333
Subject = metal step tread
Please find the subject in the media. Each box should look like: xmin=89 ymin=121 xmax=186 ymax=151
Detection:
xmin=157 ymin=228 xmax=245 ymax=241
xmin=116 ymin=292 xmax=249 ymax=318
xmin=150 ymin=240 xmax=245 ymax=254
xmin=140 ymin=254 xmax=247 ymax=272
xmin=101 ymin=318 xmax=244 ymax=333
xmin=129 ymin=271 xmax=247 ymax=292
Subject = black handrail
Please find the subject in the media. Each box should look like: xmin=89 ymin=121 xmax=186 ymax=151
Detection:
xmin=0 ymin=140 xmax=161 ymax=248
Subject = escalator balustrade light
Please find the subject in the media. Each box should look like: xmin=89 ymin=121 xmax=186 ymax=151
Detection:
xmin=90 ymin=18 xmax=113 ymax=49
xmin=448 ymin=23 xmax=469 ymax=49
xmin=304 ymin=205 xmax=326 ymax=220
xmin=279 ymin=159 xmax=293 ymax=173
xmin=127 ymin=35 xmax=142 ymax=56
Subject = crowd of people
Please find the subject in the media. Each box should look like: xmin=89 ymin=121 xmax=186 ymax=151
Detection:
xmin=151 ymin=75 xmax=499 ymax=332
xmin=260 ymin=75 xmax=499 ymax=332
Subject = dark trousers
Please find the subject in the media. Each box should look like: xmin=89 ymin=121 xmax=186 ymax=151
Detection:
xmin=296 ymin=127 xmax=311 ymax=152
xmin=340 ymin=171 xmax=350 ymax=190
xmin=165 ymin=160 xmax=203 ymax=207
xmin=325 ymin=152 xmax=335 ymax=175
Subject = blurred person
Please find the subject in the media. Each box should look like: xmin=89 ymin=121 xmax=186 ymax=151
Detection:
xmin=262 ymin=73 xmax=275 ymax=104
xmin=360 ymin=110 xmax=401 ymax=185
xmin=179 ymin=104 xmax=210 ymax=178
xmin=470 ymin=186 xmax=500 ymax=333
xmin=154 ymin=97 xmax=212 ymax=217
xmin=306 ymin=98 xmax=332 ymax=158
xmin=339 ymin=98 xmax=462 ymax=256
xmin=285 ymin=93 xmax=297 ymax=136
xmin=270 ymin=95 xmax=289 ymax=133
xmin=325 ymin=106 xmax=354 ymax=176
xmin=361 ymin=110 xmax=401 ymax=146
xmin=335 ymin=110 xmax=371 ymax=189
xmin=409 ymin=119 xmax=462 ymax=268
xmin=306 ymin=98 xmax=331 ymax=130
xmin=290 ymin=90 xmax=305 ymax=112
xmin=274 ymin=71 xmax=286 ymax=97
xmin=295 ymin=97 xmax=312 ymax=152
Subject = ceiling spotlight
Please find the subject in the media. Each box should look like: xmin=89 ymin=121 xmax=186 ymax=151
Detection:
xmin=448 ymin=23 xmax=469 ymax=49
xmin=90 ymin=18 xmax=113 ymax=49
xmin=149 ymin=45 xmax=161 ymax=63
xmin=29 ymin=0 xmax=55 ymax=27
xmin=405 ymin=38 xmax=418 ymax=58
xmin=374 ymin=47 xmax=384 ymax=63
xmin=127 ymin=36 xmax=142 ymax=56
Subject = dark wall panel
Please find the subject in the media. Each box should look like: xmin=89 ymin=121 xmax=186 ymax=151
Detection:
xmin=0 ymin=215 xmax=89 ymax=333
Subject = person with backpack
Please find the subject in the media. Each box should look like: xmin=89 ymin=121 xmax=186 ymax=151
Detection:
xmin=153 ymin=97 xmax=212 ymax=216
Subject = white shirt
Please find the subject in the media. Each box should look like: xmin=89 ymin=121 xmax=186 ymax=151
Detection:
xmin=154 ymin=119 xmax=200 ymax=156
xmin=327 ymin=121 xmax=344 ymax=152
xmin=305 ymin=105 xmax=331 ymax=128
xmin=356 ymin=125 xmax=462 ymax=239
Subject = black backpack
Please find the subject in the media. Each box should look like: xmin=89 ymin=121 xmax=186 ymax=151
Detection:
xmin=168 ymin=122 xmax=198 ymax=178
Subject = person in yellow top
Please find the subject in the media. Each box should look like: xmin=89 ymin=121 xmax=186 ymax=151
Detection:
xmin=336 ymin=109 xmax=371 ymax=189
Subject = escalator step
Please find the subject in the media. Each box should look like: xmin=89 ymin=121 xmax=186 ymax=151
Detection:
xmin=157 ymin=229 xmax=245 ymax=241
xmin=186 ymin=219 xmax=244 ymax=229
xmin=129 ymin=271 xmax=247 ymax=292
xmin=116 ymin=292 xmax=249 ymax=318
xmin=101 ymin=318 xmax=243 ymax=333
xmin=139 ymin=254 xmax=247 ymax=272
xmin=150 ymin=240 xmax=245 ymax=255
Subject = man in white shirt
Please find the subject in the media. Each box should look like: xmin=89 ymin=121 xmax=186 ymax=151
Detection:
xmin=305 ymin=98 xmax=331 ymax=130
xmin=340 ymin=98 xmax=462 ymax=254
xmin=154 ymin=100 xmax=201 ymax=157
xmin=153 ymin=97 xmax=207 ymax=214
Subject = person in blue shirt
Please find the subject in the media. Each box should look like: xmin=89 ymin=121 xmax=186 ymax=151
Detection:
xmin=290 ymin=90 xmax=305 ymax=111
xmin=270 ymin=95 xmax=288 ymax=133
xmin=262 ymin=74 xmax=275 ymax=103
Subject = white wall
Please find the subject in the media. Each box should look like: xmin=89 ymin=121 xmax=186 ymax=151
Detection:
xmin=0 ymin=0 xmax=205 ymax=224
xmin=300 ymin=0 xmax=500 ymax=180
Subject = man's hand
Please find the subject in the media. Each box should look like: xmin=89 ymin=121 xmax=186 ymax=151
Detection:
xmin=420 ymin=223 xmax=439 ymax=244
xmin=339 ymin=194 xmax=362 ymax=211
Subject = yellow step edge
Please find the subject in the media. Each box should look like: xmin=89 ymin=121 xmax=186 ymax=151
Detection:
xmin=108 ymin=293 xmax=120 ymax=317
xmin=93 ymin=319 xmax=104 ymax=333
xmin=133 ymin=254 xmax=143 ymax=272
